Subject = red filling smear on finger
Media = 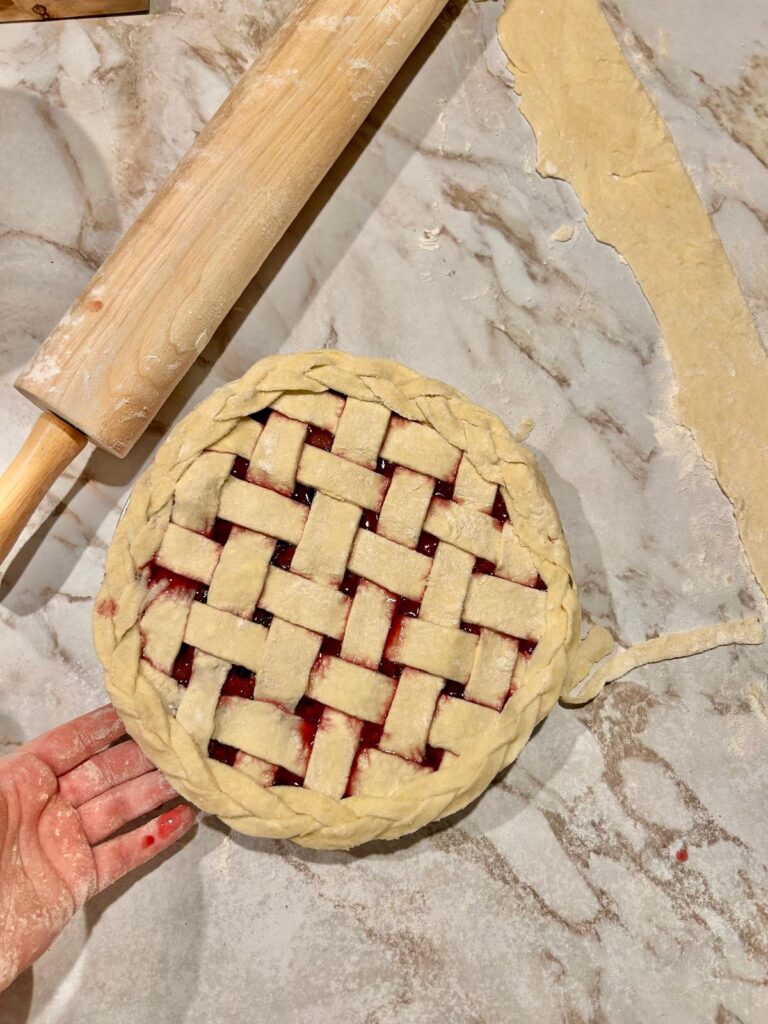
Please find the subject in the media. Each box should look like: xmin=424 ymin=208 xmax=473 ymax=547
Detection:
xmin=157 ymin=808 xmax=185 ymax=839
xmin=141 ymin=834 xmax=156 ymax=849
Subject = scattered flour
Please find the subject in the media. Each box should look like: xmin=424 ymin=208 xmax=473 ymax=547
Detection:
xmin=551 ymin=224 xmax=575 ymax=242
xmin=418 ymin=227 xmax=442 ymax=251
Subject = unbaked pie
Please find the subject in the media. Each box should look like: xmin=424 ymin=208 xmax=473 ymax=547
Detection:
xmin=94 ymin=351 xmax=581 ymax=849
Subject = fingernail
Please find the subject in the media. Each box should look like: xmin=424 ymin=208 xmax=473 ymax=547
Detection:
xmin=157 ymin=805 xmax=188 ymax=839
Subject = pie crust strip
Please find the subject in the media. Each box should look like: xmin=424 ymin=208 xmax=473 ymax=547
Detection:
xmin=563 ymin=617 xmax=764 ymax=706
xmin=498 ymin=0 xmax=768 ymax=599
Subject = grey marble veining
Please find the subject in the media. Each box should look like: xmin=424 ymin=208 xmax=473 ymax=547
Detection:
xmin=1 ymin=2 xmax=767 ymax=1021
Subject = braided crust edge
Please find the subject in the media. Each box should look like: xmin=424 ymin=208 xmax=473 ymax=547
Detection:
xmin=93 ymin=351 xmax=582 ymax=850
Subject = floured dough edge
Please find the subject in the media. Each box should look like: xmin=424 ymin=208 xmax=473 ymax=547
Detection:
xmin=562 ymin=618 xmax=763 ymax=706
xmin=498 ymin=0 xmax=768 ymax=601
xmin=94 ymin=351 xmax=582 ymax=850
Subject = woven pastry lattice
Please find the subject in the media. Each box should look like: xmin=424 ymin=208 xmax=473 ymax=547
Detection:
xmin=95 ymin=352 xmax=581 ymax=849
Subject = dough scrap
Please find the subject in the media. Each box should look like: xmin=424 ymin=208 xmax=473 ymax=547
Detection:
xmin=498 ymin=0 xmax=768 ymax=599
xmin=563 ymin=618 xmax=764 ymax=706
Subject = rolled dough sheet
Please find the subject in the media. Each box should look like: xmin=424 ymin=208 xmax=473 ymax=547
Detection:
xmin=497 ymin=0 xmax=768 ymax=599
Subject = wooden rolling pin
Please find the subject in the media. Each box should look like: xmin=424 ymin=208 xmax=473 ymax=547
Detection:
xmin=0 ymin=0 xmax=448 ymax=563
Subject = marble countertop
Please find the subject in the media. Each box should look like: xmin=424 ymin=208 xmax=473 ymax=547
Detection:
xmin=1 ymin=1 xmax=767 ymax=1021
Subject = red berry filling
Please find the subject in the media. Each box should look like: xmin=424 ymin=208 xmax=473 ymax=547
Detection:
xmin=474 ymin=557 xmax=496 ymax=575
xmin=433 ymin=478 xmax=455 ymax=501
xmin=518 ymin=638 xmax=537 ymax=659
xmin=96 ymin=597 xmax=117 ymax=618
xmin=209 ymin=518 xmax=233 ymax=545
xmin=491 ymin=490 xmax=510 ymax=524
xmin=423 ymin=745 xmax=445 ymax=770
xmin=295 ymin=696 xmax=325 ymax=726
xmin=306 ymin=426 xmax=334 ymax=451
xmin=442 ymin=680 xmax=466 ymax=699
xmin=208 ymin=739 xmax=238 ymax=766
xmin=253 ymin=608 xmax=274 ymax=628
xmin=359 ymin=509 xmax=379 ymax=532
xmin=270 ymin=542 xmax=295 ymax=570
xmin=359 ymin=721 xmax=385 ymax=748
xmin=147 ymin=562 xmax=207 ymax=603
xmin=220 ymin=666 xmax=256 ymax=699
xmin=231 ymin=456 xmax=250 ymax=480
xmin=273 ymin=767 xmax=305 ymax=787
xmin=397 ymin=597 xmax=421 ymax=618
xmin=339 ymin=571 xmax=361 ymax=597
xmin=378 ymin=657 xmax=404 ymax=680
xmin=320 ymin=636 xmax=342 ymax=658
xmin=416 ymin=531 xmax=439 ymax=556
xmin=291 ymin=484 xmax=315 ymax=506
xmin=171 ymin=644 xmax=195 ymax=685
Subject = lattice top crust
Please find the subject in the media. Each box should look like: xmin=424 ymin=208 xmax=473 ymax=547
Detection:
xmin=95 ymin=352 xmax=580 ymax=850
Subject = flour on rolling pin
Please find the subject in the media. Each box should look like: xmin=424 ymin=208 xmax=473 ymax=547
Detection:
xmin=15 ymin=0 xmax=450 ymax=457
xmin=0 ymin=1 xmax=450 ymax=567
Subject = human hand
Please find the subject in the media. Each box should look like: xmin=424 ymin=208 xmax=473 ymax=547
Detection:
xmin=0 ymin=705 xmax=196 ymax=991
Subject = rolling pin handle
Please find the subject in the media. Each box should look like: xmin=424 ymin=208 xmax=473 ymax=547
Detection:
xmin=0 ymin=412 xmax=87 ymax=564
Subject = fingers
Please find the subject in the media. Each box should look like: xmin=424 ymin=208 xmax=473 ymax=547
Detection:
xmin=93 ymin=803 xmax=197 ymax=892
xmin=24 ymin=705 xmax=125 ymax=777
xmin=58 ymin=739 xmax=155 ymax=808
xmin=77 ymin=770 xmax=179 ymax=845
